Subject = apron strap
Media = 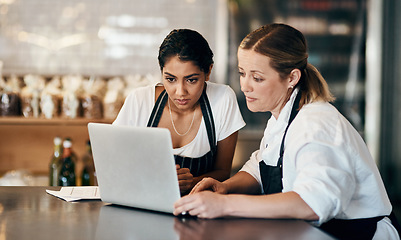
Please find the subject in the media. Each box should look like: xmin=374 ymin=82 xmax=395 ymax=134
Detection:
xmin=277 ymin=90 xmax=302 ymax=170
xmin=147 ymin=90 xmax=167 ymax=127
xmin=199 ymin=87 xmax=216 ymax=151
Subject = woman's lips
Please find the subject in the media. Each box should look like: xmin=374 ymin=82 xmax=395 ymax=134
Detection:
xmin=176 ymin=99 xmax=190 ymax=105
xmin=245 ymin=96 xmax=256 ymax=102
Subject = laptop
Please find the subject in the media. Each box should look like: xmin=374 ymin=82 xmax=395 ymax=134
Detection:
xmin=87 ymin=123 xmax=181 ymax=214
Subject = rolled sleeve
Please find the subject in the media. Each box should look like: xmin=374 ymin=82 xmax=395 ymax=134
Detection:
xmin=239 ymin=150 xmax=263 ymax=191
xmin=289 ymin=142 xmax=356 ymax=225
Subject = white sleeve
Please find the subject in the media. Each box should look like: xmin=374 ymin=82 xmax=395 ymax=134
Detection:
xmin=239 ymin=149 xmax=263 ymax=191
xmin=112 ymin=93 xmax=136 ymax=126
xmin=112 ymin=86 xmax=154 ymax=127
xmin=290 ymin=142 xmax=356 ymax=225
xmin=214 ymin=86 xmax=246 ymax=141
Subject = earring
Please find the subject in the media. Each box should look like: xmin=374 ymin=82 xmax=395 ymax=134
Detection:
xmin=289 ymin=85 xmax=294 ymax=89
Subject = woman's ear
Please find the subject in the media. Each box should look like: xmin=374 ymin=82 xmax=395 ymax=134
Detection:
xmin=205 ymin=64 xmax=214 ymax=81
xmin=288 ymin=68 xmax=301 ymax=88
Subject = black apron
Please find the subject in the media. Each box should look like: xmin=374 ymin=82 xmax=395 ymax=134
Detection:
xmin=147 ymin=88 xmax=217 ymax=177
xmin=258 ymin=91 xmax=401 ymax=240
xmin=259 ymin=90 xmax=302 ymax=195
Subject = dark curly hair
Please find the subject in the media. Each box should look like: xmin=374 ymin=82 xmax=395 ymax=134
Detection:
xmin=158 ymin=29 xmax=214 ymax=74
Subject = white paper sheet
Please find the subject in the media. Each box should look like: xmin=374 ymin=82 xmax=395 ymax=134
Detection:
xmin=46 ymin=186 xmax=101 ymax=202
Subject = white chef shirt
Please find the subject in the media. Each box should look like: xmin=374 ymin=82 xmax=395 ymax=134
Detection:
xmin=240 ymin=88 xmax=399 ymax=239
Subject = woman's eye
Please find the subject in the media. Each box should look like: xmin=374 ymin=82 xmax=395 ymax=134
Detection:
xmin=238 ymin=71 xmax=245 ymax=77
xmin=165 ymin=77 xmax=175 ymax=82
xmin=187 ymin=78 xmax=198 ymax=83
xmin=252 ymin=75 xmax=263 ymax=82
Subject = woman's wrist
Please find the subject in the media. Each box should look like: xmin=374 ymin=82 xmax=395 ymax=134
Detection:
xmin=221 ymin=194 xmax=232 ymax=216
xmin=221 ymin=181 xmax=231 ymax=194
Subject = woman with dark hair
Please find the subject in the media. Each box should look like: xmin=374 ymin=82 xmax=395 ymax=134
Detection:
xmin=113 ymin=29 xmax=245 ymax=195
xmin=173 ymin=24 xmax=400 ymax=240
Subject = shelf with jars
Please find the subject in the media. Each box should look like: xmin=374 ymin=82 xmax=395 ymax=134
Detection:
xmin=0 ymin=116 xmax=113 ymax=126
xmin=0 ymin=73 xmax=159 ymax=180
xmin=0 ymin=116 xmax=112 ymax=125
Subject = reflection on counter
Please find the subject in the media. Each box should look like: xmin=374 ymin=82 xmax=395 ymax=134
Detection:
xmin=95 ymin=204 xmax=334 ymax=240
xmin=0 ymin=186 xmax=336 ymax=239
xmin=96 ymin=205 xmax=178 ymax=240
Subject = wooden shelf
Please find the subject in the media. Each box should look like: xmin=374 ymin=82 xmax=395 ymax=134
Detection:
xmin=0 ymin=117 xmax=114 ymax=178
xmin=0 ymin=117 xmax=113 ymax=125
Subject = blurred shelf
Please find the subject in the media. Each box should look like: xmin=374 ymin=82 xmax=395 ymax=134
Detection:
xmin=0 ymin=116 xmax=113 ymax=175
xmin=0 ymin=117 xmax=113 ymax=126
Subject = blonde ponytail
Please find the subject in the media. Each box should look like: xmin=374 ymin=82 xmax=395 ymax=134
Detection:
xmin=299 ymin=63 xmax=335 ymax=107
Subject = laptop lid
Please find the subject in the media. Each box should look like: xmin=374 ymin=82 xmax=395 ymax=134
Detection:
xmin=88 ymin=123 xmax=180 ymax=214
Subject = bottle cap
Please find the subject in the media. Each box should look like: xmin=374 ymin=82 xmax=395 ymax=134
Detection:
xmin=63 ymin=139 xmax=72 ymax=148
xmin=54 ymin=137 xmax=62 ymax=145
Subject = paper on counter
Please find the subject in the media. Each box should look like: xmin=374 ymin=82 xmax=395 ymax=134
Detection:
xmin=46 ymin=186 xmax=101 ymax=202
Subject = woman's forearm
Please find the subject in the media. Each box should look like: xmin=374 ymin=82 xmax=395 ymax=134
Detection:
xmin=223 ymin=191 xmax=319 ymax=220
xmin=191 ymin=169 xmax=231 ymax=188
xmin=223 ymin=171 xmax=261 ymax=194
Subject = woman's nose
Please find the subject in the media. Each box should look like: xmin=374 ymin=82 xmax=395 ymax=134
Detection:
xmin=176 ymin=82 xmax=187 ymax=95
xmin=240 ymin=77 xmax=251 ymax=93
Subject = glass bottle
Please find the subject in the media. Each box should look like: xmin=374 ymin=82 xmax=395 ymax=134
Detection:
xmin=58 ymin=138 xmax=77 ymax=186
xmin=81 ymin=140 xmax=97 ymax=186
xmin=49 ymin=136 xmax=63 ymax=186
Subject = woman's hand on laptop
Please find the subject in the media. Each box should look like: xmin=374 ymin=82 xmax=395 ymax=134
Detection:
xmin=173 ymin=191 xmax=228 ymax=218
xmin=190 ymin=177 xmax=228 ymax=195
xmin=176 ymin=165 xmax=193 ymax=194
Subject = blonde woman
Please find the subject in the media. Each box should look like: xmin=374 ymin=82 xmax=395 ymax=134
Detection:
xmin=174 ymin=24 xmax=400 ymax=240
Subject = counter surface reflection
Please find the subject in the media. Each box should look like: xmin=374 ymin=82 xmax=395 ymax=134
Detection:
xmin=0 ymin=187 xmax=335 ymax=240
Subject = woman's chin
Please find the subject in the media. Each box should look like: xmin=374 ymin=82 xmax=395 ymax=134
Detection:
xmin=246 ymin=104 xmax=259 ymax=113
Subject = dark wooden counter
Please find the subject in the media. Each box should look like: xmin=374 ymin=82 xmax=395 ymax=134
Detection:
xmin=0 ymin=186 xmax=335 ymax=240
